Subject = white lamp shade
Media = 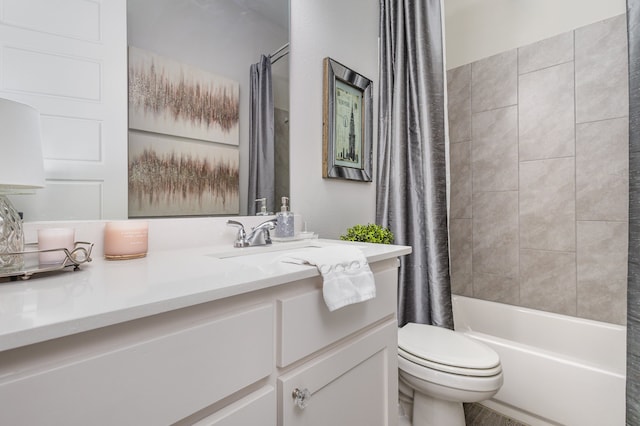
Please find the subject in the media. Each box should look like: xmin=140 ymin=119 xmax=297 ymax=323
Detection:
xmin=0 ymin=98 xmax=45 ymax=193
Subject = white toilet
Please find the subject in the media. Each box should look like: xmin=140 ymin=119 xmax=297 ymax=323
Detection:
xmin=397 ymin=323 xmax=503 ymax=426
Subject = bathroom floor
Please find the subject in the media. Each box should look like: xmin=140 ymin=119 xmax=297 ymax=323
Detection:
xmin=463 ymin=403 xmax=529 ymax=426
xmin=398 ymin=403 xmax=528 ymax=426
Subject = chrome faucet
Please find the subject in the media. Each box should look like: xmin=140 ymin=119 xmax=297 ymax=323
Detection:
xmin=227 ymin=219 xmax=277 ymax=248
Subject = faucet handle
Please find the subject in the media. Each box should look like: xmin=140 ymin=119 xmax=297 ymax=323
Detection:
xmin=226 ymin=219 xmax=245 ymax=234
xmin=260 ymin=220 xmax=276 ymax=244
xmin=255 ymin=218 xmax=277 ymax=229
xmin=226 ymin=220 xmax=247 ymax=247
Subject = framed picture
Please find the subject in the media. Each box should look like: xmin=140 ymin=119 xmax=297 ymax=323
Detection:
xmin=128 ymin=131 xmax=239 ymax=217
xmin=128 ymin=46 xmax=240 ymax=146
xmin=322 ymin=57 xmax=373 ymax=182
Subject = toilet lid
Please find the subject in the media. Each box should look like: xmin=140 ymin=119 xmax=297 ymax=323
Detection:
xmin=398 ymin=323 xmax=500 ymax=371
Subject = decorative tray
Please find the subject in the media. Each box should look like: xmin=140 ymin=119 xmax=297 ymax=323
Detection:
xmin=0 ymin=242 xmax=94 ymax=281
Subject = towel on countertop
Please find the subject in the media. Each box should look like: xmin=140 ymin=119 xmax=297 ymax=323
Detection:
xmin=280 ymin=245 xmax=375 ymax=311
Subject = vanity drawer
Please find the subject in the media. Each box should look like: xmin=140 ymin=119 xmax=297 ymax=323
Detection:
xmin=0 ymin=303 xmax=274 ymax=426
xmin=193 ymin=386 xmax=276 ymax=426
xmin=277 ymin=265 xmax=398 ymax=367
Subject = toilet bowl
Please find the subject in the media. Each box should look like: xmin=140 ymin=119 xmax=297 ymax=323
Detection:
xmin=398 ymin=323 xmax=503 ymax=426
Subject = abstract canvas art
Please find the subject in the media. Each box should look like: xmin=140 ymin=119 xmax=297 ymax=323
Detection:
xmin=128 ymin=46 xmax=240 ymax=145
xmin=127 ymin=46 xmax=240 ymax=216
xmin=128 ymin=132 xmax=239 ymax=217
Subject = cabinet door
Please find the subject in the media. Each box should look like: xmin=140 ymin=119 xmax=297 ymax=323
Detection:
xmin=279 ymin=320 xmax=397 ymax=426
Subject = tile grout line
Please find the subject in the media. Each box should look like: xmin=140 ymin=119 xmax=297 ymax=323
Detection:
xmin=516 ymin=46 xmax=521 ymax=307
xmin=573 ymin=28 xmax=579 ymax=317
xmin=469 ymin=62 xmax=475 ymax=299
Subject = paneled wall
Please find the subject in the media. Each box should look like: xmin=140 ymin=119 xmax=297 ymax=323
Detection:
xmin=2 ymin=0 xmax=128 ymax=220
xmin=448 ymin=14 xmax=629 ymax=324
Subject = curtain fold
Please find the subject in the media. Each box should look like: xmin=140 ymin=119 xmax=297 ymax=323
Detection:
xmin=627 ymin=1 xmax=640 ymax=423
xmin=248 ymin=55 xmax=275 ymax=215
xmin=377 ymin=0 xmax=453 ymax=328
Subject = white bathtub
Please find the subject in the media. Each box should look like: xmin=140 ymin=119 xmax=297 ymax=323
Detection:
xmin=452 ymin=295 xmax=626 ymax=426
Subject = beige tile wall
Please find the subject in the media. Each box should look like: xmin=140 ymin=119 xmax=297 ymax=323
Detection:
xmin=447 ymin=14 xmax=629 ymax=324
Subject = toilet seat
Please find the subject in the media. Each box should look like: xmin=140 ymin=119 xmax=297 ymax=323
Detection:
xmin=398 ymin=347 xmax=502 ymax=376
xmin=398 ymin=323 xmax=501 ymax=377
xmin=398 ymin=354 xmax=503 ymax=395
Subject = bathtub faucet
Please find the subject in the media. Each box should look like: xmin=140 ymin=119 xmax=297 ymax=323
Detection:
xmin=227 ymin=219 xmax=277 ymax=248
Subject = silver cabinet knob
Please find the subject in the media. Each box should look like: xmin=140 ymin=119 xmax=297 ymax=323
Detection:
xmin=292 ymin=387 xmax=311 ymax=409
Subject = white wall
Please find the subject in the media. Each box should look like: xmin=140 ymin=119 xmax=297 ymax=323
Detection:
xmin=444 ymin=0 xmax=627 ymax=69
xmin=289 ymin=0 xmax=379 ymax=239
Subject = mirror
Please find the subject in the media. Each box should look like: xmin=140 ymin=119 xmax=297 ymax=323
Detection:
xmin=128 ymin=0 xmax=289 ymax=216
xmin=8 ymin=0 xmax=289 ymax=221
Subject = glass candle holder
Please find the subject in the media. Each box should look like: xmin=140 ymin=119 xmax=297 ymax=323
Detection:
xmin=38 ymin=228 xmax=75 ymax=264
xmin=104 ymin=221 xmax=148 ymax=260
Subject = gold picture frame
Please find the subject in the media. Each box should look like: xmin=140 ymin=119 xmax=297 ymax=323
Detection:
xmin=322 ymin=57 xmax=373 ymax=182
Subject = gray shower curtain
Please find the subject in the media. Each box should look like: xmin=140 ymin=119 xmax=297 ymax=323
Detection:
xmin=628 ymin=1 xmax=640 ymax=423
xmin=377 ymin=0 xmax=453 ymax=328
xmin=248 ymin=55 xmax=275 ymax=215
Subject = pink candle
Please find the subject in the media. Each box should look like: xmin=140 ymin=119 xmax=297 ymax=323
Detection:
xmin=38 ymin=228 xmax=75 ymax=264
xmin=104 ymin=221 xmax=148 ymax=260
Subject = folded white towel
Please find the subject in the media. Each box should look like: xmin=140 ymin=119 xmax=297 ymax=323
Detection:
xmin=280 ymin=246 xmax=376 ymax=311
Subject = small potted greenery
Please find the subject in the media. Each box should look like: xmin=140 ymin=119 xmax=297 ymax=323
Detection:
xmin=340 ymin=223 xmax=394 ymax=244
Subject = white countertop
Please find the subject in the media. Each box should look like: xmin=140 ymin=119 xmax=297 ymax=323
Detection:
xmin=0 ymin=238 xmax=410 ymax=352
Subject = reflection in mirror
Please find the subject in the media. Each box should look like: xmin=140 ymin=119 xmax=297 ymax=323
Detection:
xmin=247 ymin=42 xmax=290 ymax=215
xmin=128 ymin=0 xmax=289 ymax=217
xmin=6 ymin=0 xmax=289 ymax=221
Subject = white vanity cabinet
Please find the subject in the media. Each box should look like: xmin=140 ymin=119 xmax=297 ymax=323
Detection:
xmin=276 ymin=260 xmax=399 ymax=425
xmin=0 ymin=256 xmax=402 ymax=425
xmin=0 ymin=302 xmax=277 ymax=425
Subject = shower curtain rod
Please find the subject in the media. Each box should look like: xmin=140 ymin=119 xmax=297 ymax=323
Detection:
xmin=269 ymin=42 xmax=289 ymax=64
xmin=270 ymin=42 xmax=289 ymax=57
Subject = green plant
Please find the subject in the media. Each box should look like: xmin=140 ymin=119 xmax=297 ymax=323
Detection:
xmin=340 ymin=223 xmax=394 ymax=244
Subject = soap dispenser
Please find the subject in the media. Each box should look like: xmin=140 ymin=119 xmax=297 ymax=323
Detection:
xmin=255 ymin=198 xmax=272 ymax=216
xmin=275 ymin=196 xmax=295 ymax=238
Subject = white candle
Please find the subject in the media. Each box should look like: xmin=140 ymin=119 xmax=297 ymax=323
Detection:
xmin=104 ymin=221 xmax=148 ymax=260
xmin=37 ymin=228 xmax=75 ymax=264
